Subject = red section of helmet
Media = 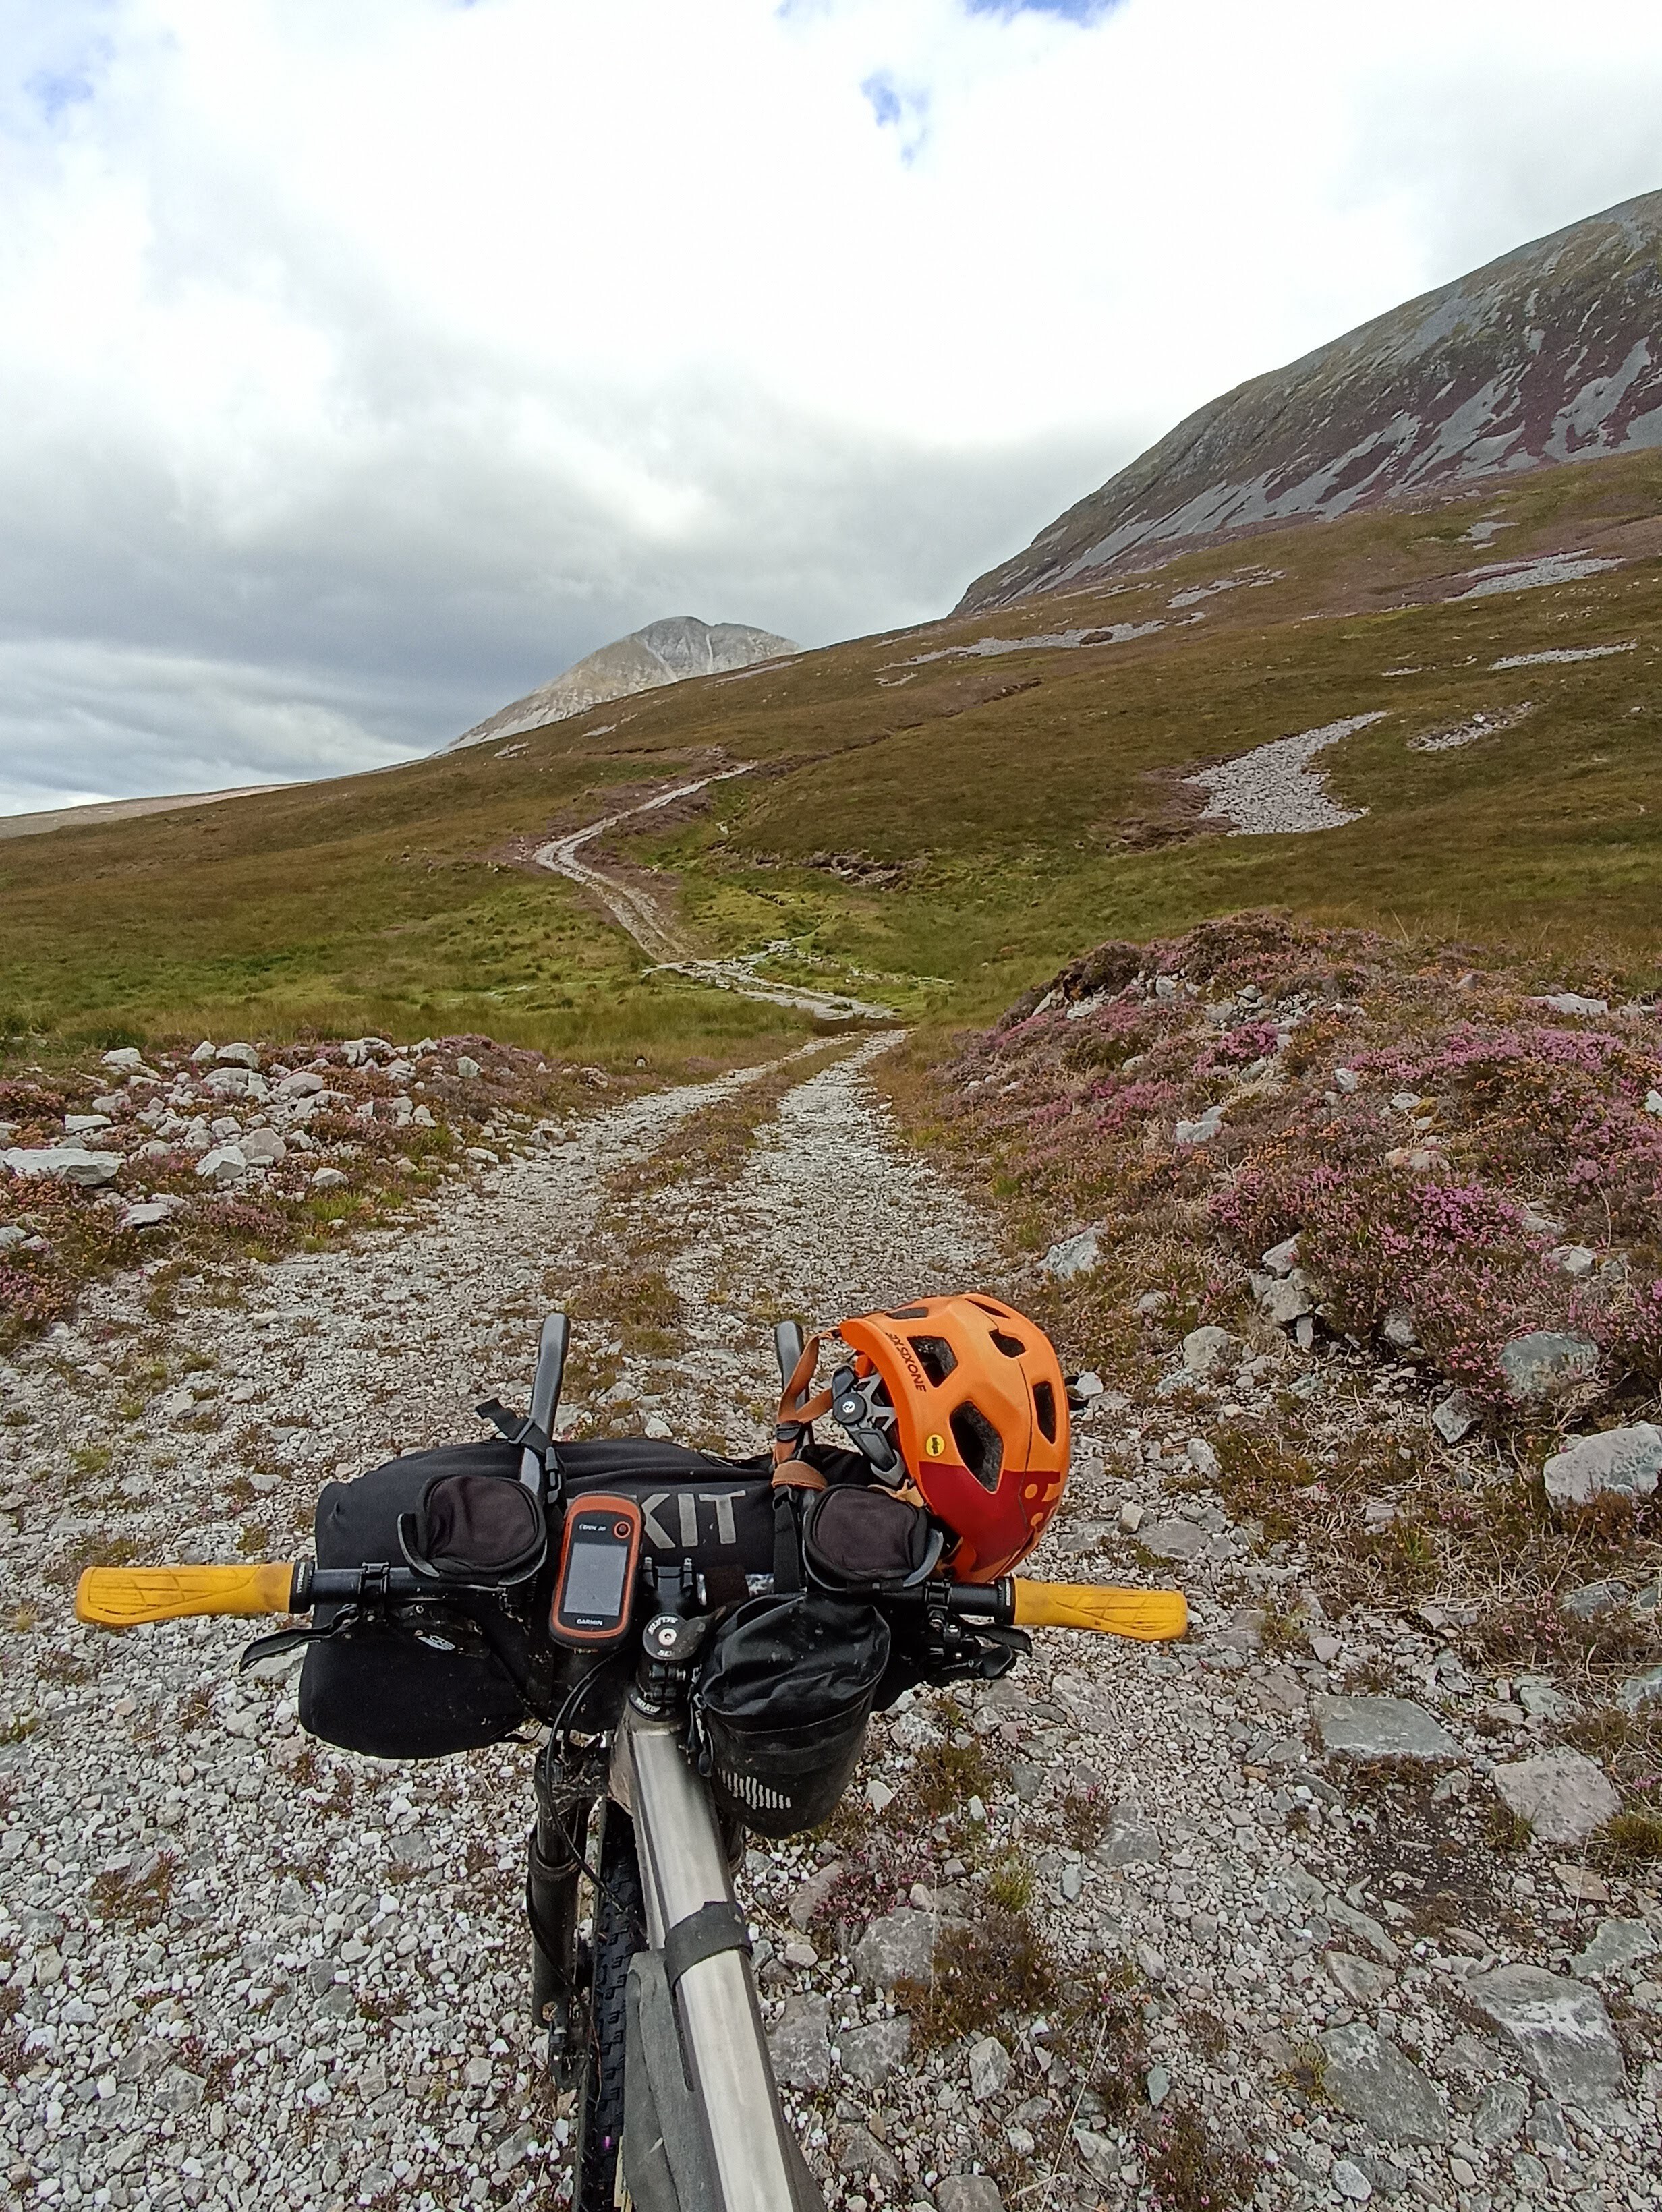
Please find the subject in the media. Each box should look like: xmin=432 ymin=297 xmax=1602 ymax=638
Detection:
xmin=839 ymin=1291 xmax=1070 ymax=1581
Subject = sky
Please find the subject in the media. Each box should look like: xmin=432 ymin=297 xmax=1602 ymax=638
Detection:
xmin=1 ymin=0 xmax=1661 ymax=813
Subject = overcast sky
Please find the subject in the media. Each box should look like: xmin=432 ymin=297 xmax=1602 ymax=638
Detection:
xmin=2 ymin=0 xmax=1660 ymax=813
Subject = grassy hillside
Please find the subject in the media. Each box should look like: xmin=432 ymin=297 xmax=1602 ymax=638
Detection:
xmin=1 ymin=447 xmax=1659 ymax=1072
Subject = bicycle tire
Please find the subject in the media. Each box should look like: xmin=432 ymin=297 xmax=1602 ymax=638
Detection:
xmin=572 ymin=1803 xmax=645 ymax=2212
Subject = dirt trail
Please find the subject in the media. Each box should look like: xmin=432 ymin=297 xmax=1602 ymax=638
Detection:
xmin=1 ymin=1043 xmax=1655 ymax=2211
xmin=532 ymin=772 xmax=896 ymax=1022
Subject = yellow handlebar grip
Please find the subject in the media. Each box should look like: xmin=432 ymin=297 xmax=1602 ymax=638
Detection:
xmin=1010 ymin=1580 xmax=1188 ymax=1642
xmin=75 ymin=1563 xmax=298 ymax=1628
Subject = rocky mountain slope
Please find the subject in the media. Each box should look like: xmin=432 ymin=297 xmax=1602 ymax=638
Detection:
xmin=959 ymin=188 xmax=1662 ymax=612
xmin=447 ymin=615 xmax=797 ymax=750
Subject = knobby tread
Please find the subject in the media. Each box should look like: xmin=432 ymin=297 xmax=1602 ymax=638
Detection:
xmin=573 ymin=1807 xmax=645 ymax=2212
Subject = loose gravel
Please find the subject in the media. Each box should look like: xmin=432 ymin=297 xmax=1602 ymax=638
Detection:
xmin=2 ymin=1040 xmax=1658 ymax=2212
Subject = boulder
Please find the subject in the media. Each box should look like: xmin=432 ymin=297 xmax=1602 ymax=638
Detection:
xmin=1560 ymin=1578 xmax=1628 ymax=1620
xmin=1139 ymin=1519 xmax=1206 ymax=1563
xmin=1095 ymin=1803 xmax=1160 ymax=1868
xmin=1543 ymin=1424 xmax=1662 ymax=1509
xmin=1620 ymin=1665 xmax=1662 ymax=1712
xmin=1261 ymin=1234 xmax=1300 ymax=1276
xmin=1550 ymin=1244 xmax=1597 ymax=1277
xmin=1491 ymin=1752 xmax=1620 ymax=1845
xmin=1327 ymin=1951 xmax=1396 ymax=2003
xmin=1466 ymin=1963 xmax=1626 ymax=2108
xmin=1043 ymin=1229 xmax=1101 ymax=1280
xmin=785 ymin=1862 xmax=842 ymax=1933
xmin=1257 ymin=1273 xmax=1319 ymax=1327
xmin=1470 ymin=2080 xmax=1530 ymax=2147
xmin=836 ymin=2127 xmax=898 ymax=2187
xmin=852 ymin=1908 xmax=938 ymax=1989
xmin=936 ymin=2178 xmax=1004 ymax=2212
xmin=767 ymin=1994 xmax=830 ymax=2090
xmin=214 ymin=1042 xmax=260 ymax=1068
xmin=239 ymin=1128 xmax=287 ymax=1166
xmin=968 ymin=2035 xmax=1012 ymax=2100
xmin=1498 ymin=1332 xmax=1599 ymax=1403
xmin=837 ymin=2017 xmax=910 ymax=2090
xmin=1313 ymin=1695 xmax=1459 ymax=1763
xmin=195 ymin=1144 xmax=248 ymax=1184
xmin=1318 ymin=2024 xmax=1448 ymax=2144
xmin=1532 ymin=993 xmax=1607 ymax=1017
xmin=2 ymin=1145 xmax=122 ymax=1188
xmin=1431 ymin=1389 xmax=1479 ymax=1445
xmin=1175 ymin=1102 xmax=1225 ymax=1147
xmin=1574 ymin=1919 xmax=1659 ymax=1980
xmin=310 ymin=1167 xmax=349 ymax=1191
xmin=120 ymin=1198 xmax=181 ymax=1231
xmin=1182 ymin=1325 xmax=1234 ymax=1374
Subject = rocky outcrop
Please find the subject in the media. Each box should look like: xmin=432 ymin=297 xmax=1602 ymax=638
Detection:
xmin=958 ymin=187 xmax=1662 ymax=611
xmin=447 ymin=616 xmax=797 ymax=751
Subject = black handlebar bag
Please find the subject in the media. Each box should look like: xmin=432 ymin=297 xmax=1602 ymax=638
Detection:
xmin=300 ymin=1446 xmax=540 ymax=1760
xmin=695 ymin=1592 xmax=890 ymax=1838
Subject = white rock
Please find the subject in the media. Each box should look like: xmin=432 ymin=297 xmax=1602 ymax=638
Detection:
xmin=2 ymin=1145 xmax=123 ymax=1188
xmin=1261 ymin=1235 xmax=1300 ymax=1276
xmin=456 ymin=1056 xmax=482 ymax=1080
xmin=190 ymin=1039 xmax=216 ymax=1063
xmin=278 ymin=1072 xmax=326 ymax=1098
xmin=240 ymin=1129 xmax=287 ymax=1166
xmin=310 ymin=1167 xmax=349 ymax=1190
xmin=1532 ymin=993 xmax=1607 ymax=1017
xmin=1332 ymin=1068 xmax=1360 ymax=1094
xmin=1175 ymin=1102 xmax=1225 ymax=1147
xmin=215 ymin=1042 xmax=261 ymax=1068
xmin=1186 ymin=1437 xmax=1219 ymax=1478
xmin=1043 ymin=1229 xmax=1101 ymax=1280
xmin=1646 ymin=1090 xmax=1662 ymax=1118
xmin=968 ymin=2035 xmax=1012 ymax=2099
xmin=1182 ymin=1325 xmax=1234 ymax=1374
xmin=1543 ymin=1424 xmax=1662 ymax=1509
xmin=1492 ymin=1752 xmax=1620 ymax=1845
xmin=120 ymin=1198 xmax=182 ymax=1231
xmin=1466 ymin=1962 xmax=1626 ymax=2107
xmin=195 ymin=1144 xmax=248 ymax=1184
xmin=1432 ymin=1389 xmax=1479 ymax=1445
xmin=1549 ymin=1244 xmax=1597 ymax=1277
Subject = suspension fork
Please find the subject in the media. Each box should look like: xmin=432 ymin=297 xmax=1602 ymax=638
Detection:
xmin=529 ymin=1738 xmax=607 ymax=2068
xmin=612 ymin=1700 xmax=799 ymax=2212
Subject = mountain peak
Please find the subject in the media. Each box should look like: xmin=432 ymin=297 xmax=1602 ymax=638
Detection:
xmin=958 ymin=186 xmax=1662 ymax=614
xmin=446 ymin=615 xmax=798 ymax=751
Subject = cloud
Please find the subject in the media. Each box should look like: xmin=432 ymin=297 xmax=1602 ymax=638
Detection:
xmin=1 ymin=0 xmax=1660 ymax=809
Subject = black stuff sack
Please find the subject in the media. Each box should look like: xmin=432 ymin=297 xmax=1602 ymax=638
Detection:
xmin=695 ymin=1592 xmax=890 ymax=1838
xmin=399 ymin=1468 xmax=546 ymax=1585
xmin=300 ymin=1447 xmax=536 ymax=1761
xmin=802 ymin=1486 xmax=941 ymax=1595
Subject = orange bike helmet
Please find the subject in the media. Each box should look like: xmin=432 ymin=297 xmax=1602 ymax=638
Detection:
xmin=834 ymin=1293 xmax=1070 ymax=1582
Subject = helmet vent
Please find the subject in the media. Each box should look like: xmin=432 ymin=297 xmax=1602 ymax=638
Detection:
xmin=909 ymin=1336 xmax=958 ymax=1385
xmin=886 ymin=1305 xmax=930 ymax=1320
xmin=990 ymin=1329 xmax=1026 ymax=1359
xmin=949 ymin=1401 xmax=1004 ymax=1492
xmin=1032 ymin=1379 xmax=1058 ymax=1443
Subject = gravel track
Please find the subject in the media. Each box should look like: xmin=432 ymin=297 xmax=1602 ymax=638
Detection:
xmin=1 ymin=1043 xmax=1657 ymax=2212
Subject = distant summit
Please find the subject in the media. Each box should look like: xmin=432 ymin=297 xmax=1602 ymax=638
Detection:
xmin=447 ymin=616 xmax=798 ymax=751
xmin=959 ymin=187 xmax=1662 ymax=612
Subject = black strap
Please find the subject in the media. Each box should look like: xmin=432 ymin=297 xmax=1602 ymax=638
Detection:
xmin=772 ymin=1488 xmax=801 ymax=1594
xmin=476 ymin=1399 xmax=552 ymax=1461
xmin=661 ymin=1902 xmax=751 ymax=1991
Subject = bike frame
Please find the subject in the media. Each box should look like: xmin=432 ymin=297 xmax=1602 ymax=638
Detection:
xmin=611 ymin=1704 xmax=803 ymax=2212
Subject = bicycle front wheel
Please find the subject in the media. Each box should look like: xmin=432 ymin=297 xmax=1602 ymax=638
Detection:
xmin=572 ymin=1801 xmax=644 ymax=2212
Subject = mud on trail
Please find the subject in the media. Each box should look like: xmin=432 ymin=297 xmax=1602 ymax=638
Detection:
xmin=1 ymin=1041 xmax=1657 ymax=2212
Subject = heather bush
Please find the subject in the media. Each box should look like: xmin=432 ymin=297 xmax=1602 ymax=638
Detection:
xmin=930 ymin=912 xmax=1662 ymax=1409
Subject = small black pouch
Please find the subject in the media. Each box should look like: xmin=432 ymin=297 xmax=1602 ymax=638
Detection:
xmin=399 ymin=1471 xmax=546 ymax=1585
xmin=695 ymin=1592 xmax=890 ymax=1838
xmin=802 ymin=1486 xmax=942 ymax=1596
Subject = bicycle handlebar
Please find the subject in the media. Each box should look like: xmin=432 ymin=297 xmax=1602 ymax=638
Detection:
xmin=77 ymin=1561 xmax=1187 ymax=1640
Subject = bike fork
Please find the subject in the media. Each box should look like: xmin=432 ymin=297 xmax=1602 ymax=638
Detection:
xmin=615 ymin=1704 xmax=800 ymax=2212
